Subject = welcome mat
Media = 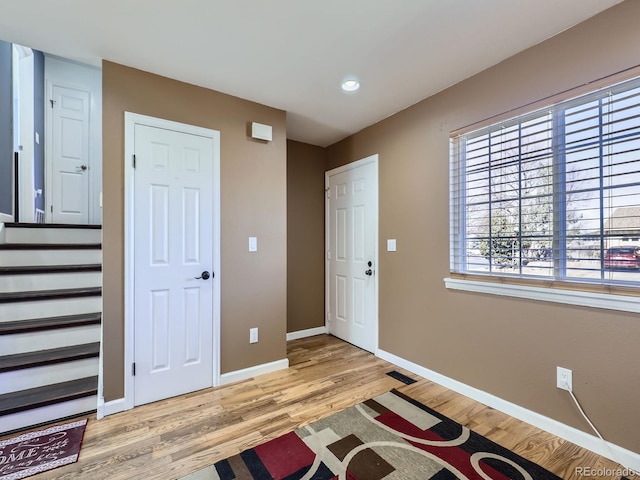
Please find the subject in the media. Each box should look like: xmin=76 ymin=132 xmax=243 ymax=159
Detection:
xmin=0 ymin=419 xmax=87 ymax=480
xmin=182 ymin=390 xmax=562 ymax=479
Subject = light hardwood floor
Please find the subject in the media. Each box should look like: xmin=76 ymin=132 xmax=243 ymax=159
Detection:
xmin=4 ymin=335 xmax=636 ymax=479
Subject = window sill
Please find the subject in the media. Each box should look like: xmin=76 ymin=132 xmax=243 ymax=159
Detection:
xmin=443 ymin=277 xmax=640 ymax=314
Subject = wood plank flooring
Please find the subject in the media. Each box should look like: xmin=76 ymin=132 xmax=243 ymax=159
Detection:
xmin=3 ymin=334 xmax=636 ymax=480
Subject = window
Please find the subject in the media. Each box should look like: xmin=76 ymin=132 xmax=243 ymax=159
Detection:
xmin=450 ymin=76 xmax=640 ymax=286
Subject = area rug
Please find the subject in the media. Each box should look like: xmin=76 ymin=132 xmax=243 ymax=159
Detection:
xmin=0 ymin=419 xmax=87 ymax=480
xmin=184 ymin=390 xmax=562 ymax=479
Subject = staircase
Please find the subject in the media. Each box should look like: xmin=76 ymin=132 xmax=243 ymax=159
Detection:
xmin=0 ymin=222 xmax=101 ymax=434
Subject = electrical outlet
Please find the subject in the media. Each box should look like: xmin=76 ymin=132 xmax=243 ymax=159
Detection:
xmin=556 ymin=366 xmax=573 ymax=391
xmin=250 ymin=327 xmax=259 ymax=344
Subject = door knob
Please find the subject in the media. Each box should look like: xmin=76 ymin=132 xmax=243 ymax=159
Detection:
xmin=79 ymin=165 xmax=88 ymax=171
xmin=365 ymin=269 xmax=373 ymax=276
xmin=195 ymin=271 xmax=211 ymax=280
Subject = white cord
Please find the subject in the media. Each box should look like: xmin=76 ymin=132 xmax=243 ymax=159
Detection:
xmin=565 ymin=387 xmax=631 ymax=472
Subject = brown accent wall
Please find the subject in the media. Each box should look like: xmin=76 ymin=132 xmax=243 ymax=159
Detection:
xmin=326 ymin=2 xmax=640 ymax=452
xmin=287 ymin=140 xmax=326 ymax=333
xmin=102 ymin=62 xmax=287 ymax=400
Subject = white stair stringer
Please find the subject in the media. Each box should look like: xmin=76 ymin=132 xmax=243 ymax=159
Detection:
xmin=0 ymin=271 xmax=101 ymax=293
xmin=0 ymin=324 xmax=101 ymax=356
xmin=4 ymin=227 xmax=101 ymax=244
xmin=0 ymin=396 xmax=97 ymax=434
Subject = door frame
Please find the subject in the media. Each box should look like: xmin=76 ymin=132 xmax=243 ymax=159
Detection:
xmin=120 ymin=112 xmax=221 ymax=412
xmin=44 ymin=55 xmax=102 ymax=225
xmin=13 ymin=44 xmax=35 ymax=223
xmin=325 ymin=154 xmax=379 ymax=353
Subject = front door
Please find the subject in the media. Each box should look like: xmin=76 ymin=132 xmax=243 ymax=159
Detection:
xmin=326 ymin=155 xmax=378 ymax=352
xmin=133 ymin=121 xmax=217 ymax=406
xmin=50 ymin=85 xmax=90 ymax=224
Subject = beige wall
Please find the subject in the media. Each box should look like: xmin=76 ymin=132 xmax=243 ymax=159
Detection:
xmin=286 ymin=140 xmax=326 ymax=333
xmin=326 ymin=1 xmax=640 ymax=453
xmin=102 ymin=62 xmax=287 ymax=400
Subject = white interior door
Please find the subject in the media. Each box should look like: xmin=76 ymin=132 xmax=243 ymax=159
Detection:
xmin=326 ymin=155 xmax=378 ymax=352
xmin=133 ymin=123 xmax=216 ymax=406
xmin=50 ymin=85 xmax=90 ymax=224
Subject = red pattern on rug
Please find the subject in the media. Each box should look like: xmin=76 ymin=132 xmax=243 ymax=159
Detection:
xmin=194 ymin=390 xmax=564 ymax=479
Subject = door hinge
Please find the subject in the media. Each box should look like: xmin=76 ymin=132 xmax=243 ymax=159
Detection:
xmin=326 ymin=188 xmax=330 ymax=199
xmin=327 ymin=251 xmax=331 ymax=260
xmin=327 ymin=312 xmax=331 ymax=323
xmin=50 ymin=205 xmax=53 ymax=213
xmin=132 ymin=363 xmax=136 ymax=376
xmin=132 ymin=154 xmax=136 ymax=169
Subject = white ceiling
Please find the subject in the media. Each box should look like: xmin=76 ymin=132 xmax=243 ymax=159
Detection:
xmin=0 ymin=0 xmax=622 ymax=147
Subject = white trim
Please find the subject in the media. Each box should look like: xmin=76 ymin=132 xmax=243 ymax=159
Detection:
xmin=97 ymin=396 xmax=104 ymax=419
xmin=286 ymin=326 xmax=327 ymax=341
xmin=325 ymin=154 xmax=379 ymax=353
xmin=99 ymin=397 xmax=128 ymax=417
xmin=444 ymin=277 xmax=640 ymax=314
xmin=219 ymin=358 xmax=290 ymax=386
xmin=0 ymin=213 xmax=13 ymax=224
xmin=377 ymin=348 xmax=640 ymax=473
xmin=15 ymin=46 xmax=35 ymax=223
xmin=122 ymin=112 xmax=221 ymax=413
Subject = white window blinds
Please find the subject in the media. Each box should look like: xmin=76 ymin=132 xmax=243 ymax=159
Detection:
xmin=450 ymin=76 xmax=640 ymax=285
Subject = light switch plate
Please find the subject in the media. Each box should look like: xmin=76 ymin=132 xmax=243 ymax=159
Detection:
xmin=249 ymin=236 xmax=258 ymax=252
xmin=387 ymin=239 xmax=397 ymax=252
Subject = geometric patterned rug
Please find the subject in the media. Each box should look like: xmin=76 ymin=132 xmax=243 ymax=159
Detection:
xmin=182 ymin=389 xmax=563 ymax=479
xmin=0 ymin=419 xmax=87 ymax=480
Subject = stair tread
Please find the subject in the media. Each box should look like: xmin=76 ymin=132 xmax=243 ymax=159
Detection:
xmin=0 ymin=264 xmax=102 ymax=275
xmin=0 ymin=287 xmax=101 ymax=303
xmin=0 ymin=243 xmax=101 ymax=250
xmin=0 ymin=377 xmax=98 ymax=416
xmin=0 ymin=312 xmax=102 ymax=335
xmin=0 ymin=343 xmax=100 ymax=373
xmin=3 ymin=223 xmax=102 ymax=229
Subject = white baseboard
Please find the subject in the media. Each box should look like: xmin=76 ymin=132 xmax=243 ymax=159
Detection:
xmin=99 ymin=397 xmax=128 ymax=418
xmin=219 ymin=358 xmax=289 ymax=386
xmin=286 ymin=326 xmax=327 ymax=341
xmin=376 ymin=348 xmax=640 ymax=473
xmin=101 ymin=358 xmax=291 ymax=416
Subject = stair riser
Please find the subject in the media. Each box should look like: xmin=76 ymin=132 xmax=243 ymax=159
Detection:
xmin=0 ymin=396 xmax=97 ymax=434
xmin=0 ymin=272 xmax=101 ymax=293
xmin=0 ymin=358 xmax=99 ymax=395
xmin=0 ymin=249 xmax=101 ymax=266
xmin=1 ymin=297 xmax=102 ymax=322
xmin=0 ymin=325 xmax=101 ymax=356
xmin=5 ymin=228 xmax=101 ymax=244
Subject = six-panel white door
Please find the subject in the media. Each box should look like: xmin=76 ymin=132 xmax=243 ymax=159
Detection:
xmin=327 ymin=156 xmax=378 ymax=352
xmin=51 ymin=85 xmax=90 ymax=224
xmin=133 ymin=123 xmax=215 ymax=406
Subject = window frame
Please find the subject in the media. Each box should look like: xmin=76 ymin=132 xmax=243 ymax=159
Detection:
xmin=447 ymin=74 xmax=640 ymax=310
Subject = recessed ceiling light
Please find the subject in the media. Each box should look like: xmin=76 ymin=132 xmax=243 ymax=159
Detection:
xmin=341 ymin=79 xmax=360 ymax=92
